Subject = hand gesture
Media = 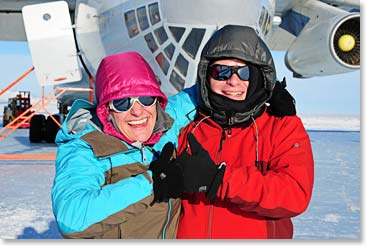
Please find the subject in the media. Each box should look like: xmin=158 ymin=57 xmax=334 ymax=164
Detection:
xmin=149 ymin=142 xmax=183 ymax=203
xmin=267 ymin=77 xmax=296 ymax=117
xmin=175 ymin=133 xmax=226 ymax=201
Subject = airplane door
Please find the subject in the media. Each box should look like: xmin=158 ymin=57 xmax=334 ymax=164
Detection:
xmin=22 ymin=1 xmax=82 ymax=86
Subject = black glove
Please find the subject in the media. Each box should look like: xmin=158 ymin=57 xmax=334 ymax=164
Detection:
xmin=175 ymin=133 xmax=226 ymax=201
xmin=267 ymin=77 xmax=296 ymax=117
xmin=149 ymin=142 xmax=183 ymax=203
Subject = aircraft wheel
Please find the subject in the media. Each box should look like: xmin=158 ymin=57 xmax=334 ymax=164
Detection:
xmin=45 ymin=115 xmax=60 ymax=143
xmin=29 ymin=114 xmax=46 ymax=143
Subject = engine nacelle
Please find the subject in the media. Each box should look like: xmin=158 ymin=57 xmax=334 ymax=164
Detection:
xmin=285 ymin=12 xmax=359 ymax=78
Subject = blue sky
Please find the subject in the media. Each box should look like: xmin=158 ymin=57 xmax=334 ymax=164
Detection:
xmin=0 ymin=40 xmax=361 ymax=116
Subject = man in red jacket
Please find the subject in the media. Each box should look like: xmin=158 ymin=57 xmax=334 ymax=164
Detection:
xmin=174 ymin=25 xmax=314 ymax=239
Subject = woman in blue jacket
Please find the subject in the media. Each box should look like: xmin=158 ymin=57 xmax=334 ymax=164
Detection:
xmin=51 ymin=51 xmax=197 ymax=239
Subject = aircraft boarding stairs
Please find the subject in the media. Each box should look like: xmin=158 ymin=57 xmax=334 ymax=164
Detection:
xmin=0 ymin=67 xmax=92 ymax=141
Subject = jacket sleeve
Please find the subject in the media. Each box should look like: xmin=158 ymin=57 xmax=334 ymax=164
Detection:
xmin=51 ymin=139 xmax=153 ymax=237
xmin=165 ymin=84 xmax=198 ymax=138
xmin=219 ymin=116 xmax=314 ymax=219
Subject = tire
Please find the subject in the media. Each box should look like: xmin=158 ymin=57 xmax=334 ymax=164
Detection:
xmin=45 ymin=114 xmax=60 ymax=143
xmin=3 ymin=117 xmax=10 ymax=127
xmin=29 ymin=114 xmax=46 ymax=143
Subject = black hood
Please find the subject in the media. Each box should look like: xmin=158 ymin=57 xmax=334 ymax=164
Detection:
xmin=197 ymin=25 xmax=276 ymax=127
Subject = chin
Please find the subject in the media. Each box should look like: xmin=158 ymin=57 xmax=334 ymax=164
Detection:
xmin=135 ymin=135 xmax=151 ymax=143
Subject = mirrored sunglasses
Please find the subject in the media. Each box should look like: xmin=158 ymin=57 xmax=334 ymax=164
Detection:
xmin=109 ymin=96 xmax=157 ymax=112
xmin=209 ymin=64 xmax=250 ymax=81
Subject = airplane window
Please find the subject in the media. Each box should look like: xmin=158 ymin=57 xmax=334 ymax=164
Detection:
xmin=175 ymin=54 xmax=189 ymax=77
xmin=164 ymin=43 xmax=175 ymax=60
xmin=258 ymin=7 xmax=266 ymax=30
xmin=144 ymin=33 xmax=158 ymax=53
xmin=170 ymin=69 xmax=185 ymax=91
xmin=182 ymin=28 xmax=206 ymax=59
xmin=154 ymin=26 xmax=168 ymax=45
xmin=137 ymin=6 xmax=149 ymax=31
xmin=262 ymin=11 xmax=269 ymax=34
xmin=264 ymin=14 xmax=271 ymax=35
xmin=149 ymin=2 xmax=161 ymax=25
xmin=155 ymin=75 xmax=162 ymax=85
xmin=169 ymin=26 xmax=185 ymax=43
xmin=124 ymin=10 xmax=139 ymax=38
xmin=156 ymin=53 xmax=170 ymax=75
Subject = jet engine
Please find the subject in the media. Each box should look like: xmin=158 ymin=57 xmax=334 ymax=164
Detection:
xmin=285 ymin=12 xmax=359 ymax=78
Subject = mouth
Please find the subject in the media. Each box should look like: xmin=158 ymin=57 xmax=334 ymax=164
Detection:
xmin=223 ymin=91 xmax=244 ymax=96
xmin=128 ymin=118 xmax=148 ymax=126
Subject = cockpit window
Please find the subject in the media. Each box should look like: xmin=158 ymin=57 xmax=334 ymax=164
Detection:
xmin=137 ymin=6 xmax=149 ymax=31
xmin=144 ymin=33 xmax=158 ymax=53
xmin=169 ymin=26 xmax=185 ymax=43
xmin=175 ymin=54 xmax=189 ymax=77
xmin=156 ymin=52 xmax=170 ymax=75
xmin=124 ymin=10 xmax=139 ymax=38
xmin=164 ymin=43 xmax=175 ymax=60
xmin=170 ymin=69 xmax=185 ymax=91
xmin=154 ymin=26 xmax=168 ymax=45
xmin=182 ymin=28 xmax=206 ymax=59
xmin=148 ymin=2 xmax=161 ymax=25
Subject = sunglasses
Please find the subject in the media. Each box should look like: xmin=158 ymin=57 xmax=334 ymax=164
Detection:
xmin=109 ymin=96 xmax=157 ymax=112
xmin=208 ymin=64 xmax=250 ymax=81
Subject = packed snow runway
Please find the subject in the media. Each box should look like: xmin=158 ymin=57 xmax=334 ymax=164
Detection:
xmin=0 ymin=127 xmax=360 ymax=239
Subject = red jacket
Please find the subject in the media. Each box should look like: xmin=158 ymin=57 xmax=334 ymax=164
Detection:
xmin=176 ymin=110 xmax=314 ymax=239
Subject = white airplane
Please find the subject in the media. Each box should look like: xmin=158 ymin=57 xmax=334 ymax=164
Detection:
xmin=0 ymin=0 xmax=360 ymax=142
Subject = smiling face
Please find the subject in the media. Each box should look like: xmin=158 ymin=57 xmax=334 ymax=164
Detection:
xmin=209 ymin=58 xmax=250 ymax=101
xmin=110 ymin=101 xmax=157 ymax=143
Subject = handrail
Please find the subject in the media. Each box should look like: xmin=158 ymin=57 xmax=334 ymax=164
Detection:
xmin=0 ymin=86 xmax=92 ymax=140
xmin=0 ymin=67 xmax=34 ymax=97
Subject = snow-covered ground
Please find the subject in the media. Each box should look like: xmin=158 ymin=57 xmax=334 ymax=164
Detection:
xmin=0 ymin=128 xmax=361 ymax=240
xmin=299 ymin=114 xmax=360 ymax=131
xmin=0 ymin=92 xmax=361 ymax=240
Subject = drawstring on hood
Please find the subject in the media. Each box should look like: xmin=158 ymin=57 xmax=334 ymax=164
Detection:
xmin=251 ymin=116 xmax=259 ymax=165
xmin=197 ymin=25 xmax=276 ymax=127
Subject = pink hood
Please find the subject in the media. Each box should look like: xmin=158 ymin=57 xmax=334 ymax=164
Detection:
xmin=95 ymin=51 xmax=167 ymax=145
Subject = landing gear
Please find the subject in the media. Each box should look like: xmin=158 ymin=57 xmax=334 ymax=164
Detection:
xmin=29 ymin=114 xmax=62 ymax=143
xmin=29 ymin=115 xmax=46 ymax=143
xmin=45 ymin=114 xmax=60 ymax=143
xmin=28 ymin=102 xmax=68 ymax=143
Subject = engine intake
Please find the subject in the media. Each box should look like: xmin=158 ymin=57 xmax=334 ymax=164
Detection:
xmin=332 ymin=14 xmax=360 ymax=68
xmin=285 ymin=12 xmax=360 ymax=77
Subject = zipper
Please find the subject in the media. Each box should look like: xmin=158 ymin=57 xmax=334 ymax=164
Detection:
xmin=207 ymin=204 xmax=214 ymax=238
xmin=162 ymin=199 xmax=172 ymax=239
xmin=218 ymin=129 xmax=226 ymax=153
xmin=141 ymin=144 xmax=146 ymax=164
xmin=270 ymin=219 xmax=276 ymax=238
xmin=208 ymin=128 xmax=228 ymax=238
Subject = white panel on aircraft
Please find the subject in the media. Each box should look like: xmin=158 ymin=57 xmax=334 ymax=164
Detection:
xmin=22 ymin=1 xmax=82 ymax=86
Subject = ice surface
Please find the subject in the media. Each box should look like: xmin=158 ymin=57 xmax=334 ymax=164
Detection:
xmin=0 ymin=128 xmax=360 ymax=239
xmin=0 ymin=92 xmax=361 ymax=239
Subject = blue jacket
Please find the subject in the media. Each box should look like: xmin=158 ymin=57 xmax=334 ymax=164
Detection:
xmin=52 ymin=87 xmax=197 ymax=238
xmin=51 ymin=51 xmax=198 ymax=239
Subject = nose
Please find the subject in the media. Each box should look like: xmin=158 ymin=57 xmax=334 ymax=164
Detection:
xmin=226 ymin=73 xmax=243 ymax=86
xmin=129 ymin=101 xmax=144 ymax=116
